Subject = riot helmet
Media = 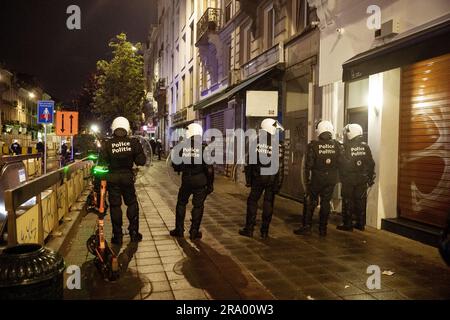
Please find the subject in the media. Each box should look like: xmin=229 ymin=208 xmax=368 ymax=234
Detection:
xmin=315 ymin=120 xmax=334 ymax=139
xmin=344 ymin=123 xmax=363 ymax=141
xmin=185 ymin=123 xmax=203 ymax=139
xmin=261 ymin=118 xmax=284 ymax=135
xmin=111 ymin=116 xmax=130 ymax=137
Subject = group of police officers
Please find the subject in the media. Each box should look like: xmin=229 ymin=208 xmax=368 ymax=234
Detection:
xmin=99 ymin=115 xmax=375 ymax=245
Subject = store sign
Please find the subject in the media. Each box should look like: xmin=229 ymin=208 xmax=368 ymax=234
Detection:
xmin=246 ymin=91 xmax=278 ymax=117
xmin=172 ymin=109 xmax=188 ymax=125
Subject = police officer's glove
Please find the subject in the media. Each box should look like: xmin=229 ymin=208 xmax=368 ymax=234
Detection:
xmin=206 ymin=184 xmax=214 ymax=195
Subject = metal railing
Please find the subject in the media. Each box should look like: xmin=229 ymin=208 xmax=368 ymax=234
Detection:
xmin=4 ymin=158 xmax=92 ymax=246
xmin=1 ymin=153 xmax=43 ymax=180
xmin=171 ymin=108 xmax=188 ymax=125
xmin=197 ymin=8 xmax=222 ymax=43
xmin=241 ymin=43 xmax=284 ymax=80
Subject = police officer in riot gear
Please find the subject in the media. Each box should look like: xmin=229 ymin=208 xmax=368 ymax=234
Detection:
xmin=170 ymin=123 xmax=214 ymax=241
xmin=100 ymin=116 xmax=146 ymax=245
xmin=337 ymin=124 xmax=375 ymax=231
xmin=294 ymin=120 xmax=342 ymax=237
xmin=10 ymin=139 xmax=21 ymax=155
xmin=239 ymin=118 xmax=284 ymax=240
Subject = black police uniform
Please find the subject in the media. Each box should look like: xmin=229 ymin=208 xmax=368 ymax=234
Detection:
xmin=338 ymin=136 xmax=375 ymax=231
xmin=294 ymin=132 xmax=342 ymax=236
xmin=11 ymin=142 xmax=21 ymax=155
xmin=240 ymin=130 xmax=284 ymax=239
xmin=100 ymin=134 xmax=146 ymax=242
xmin=171 ymin=136 xmax=214 ymax=240
xmin=36 ymin=141 xmax=45 ymax=154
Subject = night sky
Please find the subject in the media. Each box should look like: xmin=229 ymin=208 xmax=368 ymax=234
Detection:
xmin=0 ymin=0 xmax=158 ymax=104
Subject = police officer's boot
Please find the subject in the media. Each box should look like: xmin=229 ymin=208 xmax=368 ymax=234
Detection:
xmin=337 ymin=199 xmax=353 ymax=231
xmin=171 ymin=202 xmax=187 ymax=237
xmin=319 ymin=213 xmax=329 ymax=237
xmin=126 ymin=202 xmax=143 ymax=242
xmin=260 ymin=197 xmax=274 ymax=240
xmin=239 ymin=200 xmax=257 ymax=238
xmin=354 ymin=215 xmax=366 ymax=231
xmin=189 ymin=229 xmax=203 ymax=241
xmin=354 ymin=197 xmax=367 ymax=231
xmin=130 ymin=232 xmax=143 ymax=242
xmin=239 ymin=227 xmax=254 ymax=237
xmin=111 ymin=234 xmax=123 ymax=245
xmin=294 ymin=210 xmax=313 ymax=235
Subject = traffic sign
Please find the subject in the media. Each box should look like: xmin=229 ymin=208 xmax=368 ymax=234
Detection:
xmin=37 ymin=101 xmax=54 ymax=124
xmin=55 ymin=111 xmax=79 ymax=136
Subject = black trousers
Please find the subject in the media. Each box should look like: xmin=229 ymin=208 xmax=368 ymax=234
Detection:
xmin=304 ymin=180 xmax=336 ymax=231
xmin=108 ymin=171 xmax=139 ymax=237
xmin=175 ymin=173 xmax=208 ymax=233
xmin=341 ymin=182 xmax=368 ymax=227
xmin=245 ymin=176 xmax=276 ymax=233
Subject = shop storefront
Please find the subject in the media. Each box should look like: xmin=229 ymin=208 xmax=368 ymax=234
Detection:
xmin=342 ymin=14 xmax=450 ymax=243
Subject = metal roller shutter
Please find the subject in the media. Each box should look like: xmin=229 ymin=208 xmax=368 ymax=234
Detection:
xmin=398 ymin=53 xmax=450 ymax=227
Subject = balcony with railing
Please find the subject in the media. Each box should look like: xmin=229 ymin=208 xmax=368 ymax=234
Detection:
xmin=196 ymin=8 xmax=222 ymax=45
xmin=171 ymin=108 xmax=188 ymax=126
xmin=240 ymin=44 xmax=284 ymax=81
xmin=153 ymin=78 xmax=166 ymax=99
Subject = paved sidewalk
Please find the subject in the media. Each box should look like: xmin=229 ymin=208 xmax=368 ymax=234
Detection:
xmin=63 ymin=164 xmax=273 ymax=300
xmin=64 ymin=161 xmax=450 ymax=300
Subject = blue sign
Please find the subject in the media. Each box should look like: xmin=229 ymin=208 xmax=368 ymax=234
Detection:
xmin=37 ymin=101 xmax=54 ymax=124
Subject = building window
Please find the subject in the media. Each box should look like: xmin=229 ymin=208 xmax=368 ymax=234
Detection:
xmin=265 ymin=7 xmax=275 ymax=49
xmin=182 ymin=34 xmax=186 ymax=68
xmin=201 ymin=63 xmax=207 ymax=90
xmin=240 ymin=25 xmax=252 ymax=64
xmin=171 ymin=54 xmax=174 ymax=80
xmin=291 ymin=0 xmax=308 ymax=35
xmin=171 ymin=87 xmax=174 ymax=113
xmin=345 ymin=78 xmax=369 ymax=142
xmin=189 ymin=68 xmax=194 ymax=106
xmin=176 ymin=45 xmax=179 ymax=76
xmin=190 ymin=22 xmax=195 ymax=60
xmin=175 ymin=82 xmax=179 ymax=111
xmin=246 ymin=28 xmax=252 ymax=62
xmin=191 ymin=0 xmax=195 ymax=16
xmin=225 ymin=1 xmax=232 ymax=24
xmin=182 ymin=75 xmax=186 ymax=109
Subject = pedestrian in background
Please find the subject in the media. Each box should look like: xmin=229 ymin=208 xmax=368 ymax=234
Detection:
xmin=156 ymin=138 xmax=163 ymax=160
xmin=337 ymin=124 xmax=375 ymax=232
xmin=294 ymin=120 xmax=343 ymax=237
xmin=150 ymin=137 xmax=156 ymax=158
xmin=10 ymin=139 xmax=21 ymax=155
xmin=60 ymin=140 xmax=68 ymax=166
xmin=36 ymin=139 xmax=44 ymax=155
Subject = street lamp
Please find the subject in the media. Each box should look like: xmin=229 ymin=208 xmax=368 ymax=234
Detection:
xmin=131 ymin=45 xmax=138 ymax=52
xmin=90 ymin=124 xmax=100 ymax=133
xmin=28 ymin=92 xmax=36 ymax=99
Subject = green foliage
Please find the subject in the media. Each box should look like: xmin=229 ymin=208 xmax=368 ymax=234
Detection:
xmin=93 ymin=33 xmax=145 ymax=130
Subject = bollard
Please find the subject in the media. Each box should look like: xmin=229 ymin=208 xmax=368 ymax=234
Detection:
xmin=0 ymin=244 xmax=65 ymax=300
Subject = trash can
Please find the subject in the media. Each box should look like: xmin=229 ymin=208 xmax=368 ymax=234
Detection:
xmin=0 ymin=244 xmax=65 ymax=300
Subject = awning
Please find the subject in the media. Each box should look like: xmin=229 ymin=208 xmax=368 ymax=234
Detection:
xmin=194 ymin=66 xmax=281 ymax=111
xmin=342 ymin=13 xmax=450 ymax=82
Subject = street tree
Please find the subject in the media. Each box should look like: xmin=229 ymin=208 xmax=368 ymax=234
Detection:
xmin=93 ymin=33 xmax=145 ymax=131
xmin=74 ymin=73 xmax=98 ymax=130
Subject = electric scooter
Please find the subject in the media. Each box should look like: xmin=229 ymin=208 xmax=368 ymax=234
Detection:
xmin=86 ymin=164 xmax=121 ymax=281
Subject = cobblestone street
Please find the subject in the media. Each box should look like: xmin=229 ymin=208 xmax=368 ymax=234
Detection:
xmin=64 ymin=160 xmax=450 ymax=300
